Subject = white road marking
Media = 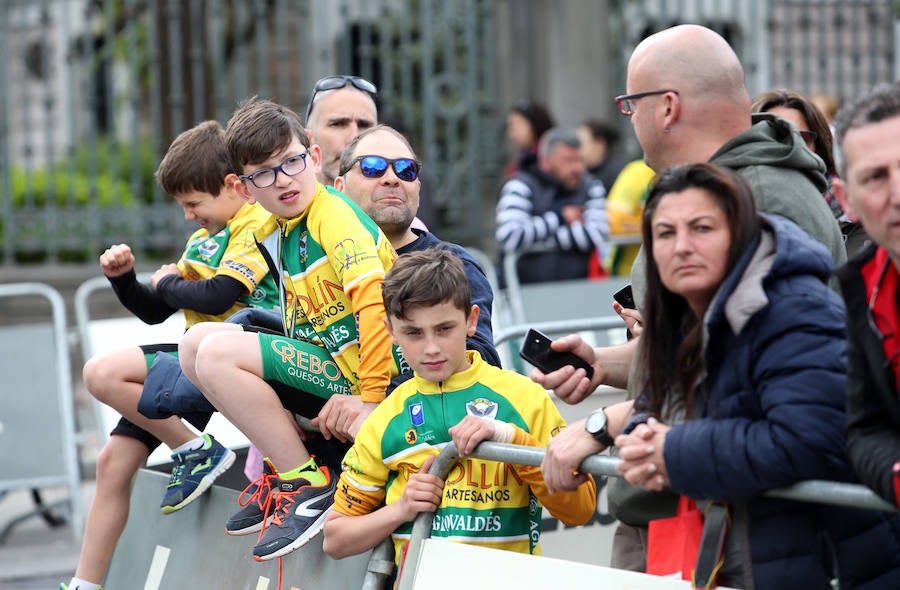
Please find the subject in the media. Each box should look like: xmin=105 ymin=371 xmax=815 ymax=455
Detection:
xmin=143 ymin=545 xmax=171 ymax=590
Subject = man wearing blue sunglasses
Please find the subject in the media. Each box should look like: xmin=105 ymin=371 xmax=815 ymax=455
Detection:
xmin=335 ymin=124 xmax=501 ymax=374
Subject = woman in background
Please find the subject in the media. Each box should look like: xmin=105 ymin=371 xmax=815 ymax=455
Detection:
xmin=752 ymin=89 xmax=866 ymax=254
xmin=504 ymin=101 xmax=555 ymax=177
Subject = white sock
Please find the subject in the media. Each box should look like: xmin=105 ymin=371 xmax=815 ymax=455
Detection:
xmin=171 ymin=435 xmax=205 ymax=454
xmin=67 ymin=577 xmax=102 ymax=590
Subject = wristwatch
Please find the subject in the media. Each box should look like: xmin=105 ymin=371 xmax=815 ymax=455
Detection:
xmin=585 ymin=408 xmax=614 ymax=446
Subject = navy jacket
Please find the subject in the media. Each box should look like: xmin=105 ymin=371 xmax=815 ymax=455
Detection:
xmin=655 ymin=215 xmax=900 ymax=588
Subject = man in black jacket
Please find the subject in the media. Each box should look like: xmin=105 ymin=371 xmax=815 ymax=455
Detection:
xmin=495 ymin=127 xmax=609 ymax=284
xmin=833 ymin=83 xmax=900 ymax=507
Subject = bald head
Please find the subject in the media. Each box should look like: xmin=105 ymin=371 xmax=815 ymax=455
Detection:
xmin=626 ymin=25 xmax=752 ymax=170
xmin=630 ymin=25 xmax=746 ymax=101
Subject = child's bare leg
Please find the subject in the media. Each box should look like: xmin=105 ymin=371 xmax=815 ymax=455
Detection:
xmin=194 ymin=330 xmax=310 ymax=472
xmin=73 ymin=435 xmax=149 ymax=584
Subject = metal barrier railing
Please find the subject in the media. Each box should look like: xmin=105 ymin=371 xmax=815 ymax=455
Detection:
xmin=0 ymin=282 xmax=82 ymax=543
xmin=388 ymin=441 xmax=898 ymax=589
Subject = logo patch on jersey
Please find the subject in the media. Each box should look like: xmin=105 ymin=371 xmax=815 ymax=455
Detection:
xmin=298 ymin=232 xmax=309 ymax=263
xmin=198 ymin=238 xmax=220 ymax=259
xmin=249 ymin=287 xmax=266 ymax=303
xmin=405 ymin=428 xmax=418 ymax=444
xmin=409 ymin=402 xmax=425 ymax=426
xmin=466 ymin=398 xmax=498 ymax=420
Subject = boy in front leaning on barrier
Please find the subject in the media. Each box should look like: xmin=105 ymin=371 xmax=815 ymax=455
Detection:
xmin=323 ymin=247 xmax=597 ymax=574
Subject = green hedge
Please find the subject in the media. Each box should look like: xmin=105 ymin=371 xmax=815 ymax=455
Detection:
xmin=2 ymin=135 xmax=160 ymax=263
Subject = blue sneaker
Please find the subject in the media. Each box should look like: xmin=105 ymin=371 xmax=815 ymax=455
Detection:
xmin=225 ymin=459 xmax=277 ymax=536
xmin=252 ymin=467 xmax=336 ymax=561
xmin=160 ymin=433 xmax=235 ymax=514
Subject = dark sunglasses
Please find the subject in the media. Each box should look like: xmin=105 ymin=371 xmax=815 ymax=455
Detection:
xmin=798 ymin=129 xmax=818 ymax=145
xmin=340 ymin=155 xmax=422 ymax=182
xmin=305 ymin=75 xmax=378 ymax=122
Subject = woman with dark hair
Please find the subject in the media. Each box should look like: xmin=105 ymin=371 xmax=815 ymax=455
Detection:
xmin=504 ymin=101 xmax=556 ymax=177
xmin=751 ymin=89 xmax=867 ymax=254
xmin=751 ymin=89 xmax=836 ymax=175
xmin=541 ymin=163 xmax=900 ymax=588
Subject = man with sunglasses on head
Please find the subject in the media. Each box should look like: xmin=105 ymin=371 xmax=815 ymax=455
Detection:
xmin=495 ymin=126 xmax=610 ymax=285
xmin=304 ymin=75 xmax=378 ymax=185
xmin=334 ymin=124 xmax=500 ymax=373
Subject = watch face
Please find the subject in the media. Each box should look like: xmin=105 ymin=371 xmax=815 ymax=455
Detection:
xmin=587 ymin=409 xmax=606 ymax=433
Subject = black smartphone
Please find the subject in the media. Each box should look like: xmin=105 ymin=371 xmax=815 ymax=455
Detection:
xmin=613 ymin=284 xmax=635 ymax=309
xmin=519 ymin=328 xmax=594 ymax=380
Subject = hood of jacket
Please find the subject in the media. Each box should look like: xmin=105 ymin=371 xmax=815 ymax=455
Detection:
xmin=705 ymin=213 xmax=834 ymax=335
xmin=710 ymin=113 xmax=829 ymax=194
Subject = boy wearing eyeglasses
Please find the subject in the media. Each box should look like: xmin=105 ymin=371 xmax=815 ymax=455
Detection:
xmin=179 ymin=97 xmax=400 ymax=562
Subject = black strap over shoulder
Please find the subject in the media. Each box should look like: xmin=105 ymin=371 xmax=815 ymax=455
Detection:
xmin=693 ymin=502 xmax=729 ymax=590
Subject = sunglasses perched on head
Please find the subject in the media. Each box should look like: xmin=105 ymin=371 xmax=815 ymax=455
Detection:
xmin=305 ymin=75 xmax=378 ymax=121
xmin=340 ymin=155 xmax=422 ymax=182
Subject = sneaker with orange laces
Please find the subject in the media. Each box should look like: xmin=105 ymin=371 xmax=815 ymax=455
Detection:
xmin=225 ymin=459 xmax=277 ymax=536
xmin=252 ymin=467 xmax=337 ymax=561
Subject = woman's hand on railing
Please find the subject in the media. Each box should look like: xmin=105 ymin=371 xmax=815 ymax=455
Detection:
xmin=615 ymin=418 xmax=670 ymax=491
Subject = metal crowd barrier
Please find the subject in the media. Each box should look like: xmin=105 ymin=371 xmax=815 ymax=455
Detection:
xmin=389 ymin=441 xmax=898 ymax=589
xmin=0 ymin=282 xmax=82 ymax=543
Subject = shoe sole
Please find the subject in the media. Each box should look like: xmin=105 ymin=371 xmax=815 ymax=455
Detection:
xmin=252 ymin=506 xmax=332 ymax=562
xmin=225 ymin=513 xmax=275 ymax=536
xmin=161 ymin=448 xmax=236 ymax=515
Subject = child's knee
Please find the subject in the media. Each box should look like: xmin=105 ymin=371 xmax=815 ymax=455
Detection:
xmin=83 ymin=356 xmax=119 ymax=401
xmin=96 ymin=438 xmax=146 ymax=487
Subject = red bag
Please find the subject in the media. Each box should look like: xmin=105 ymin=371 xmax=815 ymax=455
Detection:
xmin=646 ymin=495 xmax=704 ymax=580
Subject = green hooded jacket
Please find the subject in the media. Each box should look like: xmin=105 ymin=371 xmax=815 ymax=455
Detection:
xmin=611 ymin=113 xmax=847 ymax=527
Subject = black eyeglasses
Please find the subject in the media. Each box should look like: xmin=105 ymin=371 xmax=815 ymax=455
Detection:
xmin=305 ymin=75 xmax=378 ymax=122
xmin=614 ymin=89 xmax=679 ymax=116
xmin=240 ymin=153 xmax=308 ymax=189
xmin=340 ymin=155 xmax=422 ymax=182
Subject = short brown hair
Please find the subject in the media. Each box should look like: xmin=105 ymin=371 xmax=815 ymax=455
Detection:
xmin=225 ymin=96 xmax=310 ymax=173
xmin=155 ymin=120 xmax=230 ymax=197
xmin=382 ymin=247 xmax=470 ymax=320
